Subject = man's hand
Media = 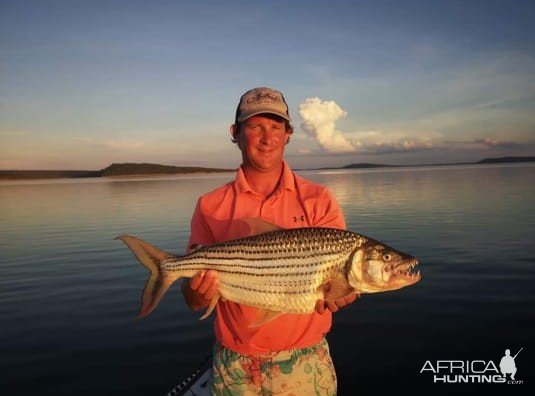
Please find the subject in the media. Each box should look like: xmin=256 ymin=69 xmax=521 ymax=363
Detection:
xmin=315 ymin=292 xmax=359 ymax=314
xmin=190 ymin=270 xmax=219 ymax=299
xmin=182 ymin=270 xmax=219 ymax=311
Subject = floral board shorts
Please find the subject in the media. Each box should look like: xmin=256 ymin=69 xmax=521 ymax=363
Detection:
xmin=211 ymin=338 xmax=337 ymax=396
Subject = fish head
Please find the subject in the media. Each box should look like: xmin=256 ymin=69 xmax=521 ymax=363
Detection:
xmin=347 ymin=237 xmax=420 ymax=293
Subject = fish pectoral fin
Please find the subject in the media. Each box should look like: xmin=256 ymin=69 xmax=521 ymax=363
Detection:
xmin=248 ymin=309 xmax=283 ymax=328
xmin=321 ymin=277 xmax=355 ymax=302
xmin=188 ymin=243 xmax=204 ymax=252
xmin=199 ymin=294 xmax=221 ymax=320
xmin=240 ymin=218 xmax=284 ymax=236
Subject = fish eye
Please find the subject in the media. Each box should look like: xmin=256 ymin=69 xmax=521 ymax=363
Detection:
xmin=383 ymin=253 xmax=392 ymax=261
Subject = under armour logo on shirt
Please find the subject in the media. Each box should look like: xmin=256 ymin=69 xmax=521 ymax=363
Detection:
xmin=293 ymin=215 xmax=305 ymax=223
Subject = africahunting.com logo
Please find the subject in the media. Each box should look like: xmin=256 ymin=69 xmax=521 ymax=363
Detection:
xmin=420 ymin=348 xmax=523 ymax=384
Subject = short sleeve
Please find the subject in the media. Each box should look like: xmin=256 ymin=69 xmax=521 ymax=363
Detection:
xmin=187 ymin=197 xmax=216 ymax=252
xmin=312 ymin=187 xmax=346 ymax=229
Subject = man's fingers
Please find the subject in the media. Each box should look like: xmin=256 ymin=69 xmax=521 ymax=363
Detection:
xmin=197 ymin=273 xmax=215 ymax=294
xmin=189 ymin=270 xmax=205 ymax=290
xmin=204 ymin=281 xmax=219 ymax=300
xmin=316 ymin=292 xmax=359 ymax=314
xmin=326 ymin=300 xmax=339 ymax=312
xmin=191 ymin=270 xmax=218 ymax=296
xmin=339 ymin=293 xmax=357 ymax=306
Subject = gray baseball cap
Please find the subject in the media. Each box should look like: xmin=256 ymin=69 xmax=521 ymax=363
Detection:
xmin=235 ymin=87 xmax=291 ymax=122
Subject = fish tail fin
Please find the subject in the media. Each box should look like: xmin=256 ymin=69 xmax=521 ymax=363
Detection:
xmin=116 ymin=235 xmax=175 ymax=318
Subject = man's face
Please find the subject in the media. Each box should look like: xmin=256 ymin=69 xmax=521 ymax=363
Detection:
xmin=235 ymin=114 xmax=290 ymax=173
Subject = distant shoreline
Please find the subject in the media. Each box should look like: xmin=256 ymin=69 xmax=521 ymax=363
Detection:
xmin=327 ymin=156 xmax=535 ymax=170
xmin=1 ymin=156 xmax=534 ymax=180
xmin=0 ymin=163 xmax=234 ymax=180
xmin=298 ymin=157 xmax=535 ymax=172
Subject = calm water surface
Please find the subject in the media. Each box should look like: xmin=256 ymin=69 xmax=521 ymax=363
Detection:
xmin=1 ymin=164 xmax=534 ymax=395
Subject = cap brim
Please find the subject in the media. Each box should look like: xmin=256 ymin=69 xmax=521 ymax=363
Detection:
xmin=238 ymin=110 xmax=291 ymax=122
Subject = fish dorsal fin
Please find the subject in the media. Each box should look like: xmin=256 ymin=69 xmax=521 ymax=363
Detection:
xmin=240 ymin=218 xmax=284 ymax=236
xmin=248 ymin=309 xmax=283 ymax=328
xmin=321 ymin=275 xmax=355 ymax=302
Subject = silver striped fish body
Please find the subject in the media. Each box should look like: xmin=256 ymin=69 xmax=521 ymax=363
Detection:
xmin=161 ymin=227 xmax=361 ymax=314
xmin=117 ymin=224 xmax=419 ymax=319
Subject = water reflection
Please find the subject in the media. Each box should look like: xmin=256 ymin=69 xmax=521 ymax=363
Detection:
xmin=0 ymin=163 xmax=534 ymax=395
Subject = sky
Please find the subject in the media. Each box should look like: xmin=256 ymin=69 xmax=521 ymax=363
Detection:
xmin=1 ymin=0 xmax=535 ymax=170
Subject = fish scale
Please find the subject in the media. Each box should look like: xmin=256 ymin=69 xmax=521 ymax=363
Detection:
xmin=117 ymin=223 xmax=421 ymax=320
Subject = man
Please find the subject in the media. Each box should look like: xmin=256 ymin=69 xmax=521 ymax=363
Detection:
xmin=500 ymin=349 xmax=518 ymax=380
xmin=181 ymin=87 xmax=358 ymax=395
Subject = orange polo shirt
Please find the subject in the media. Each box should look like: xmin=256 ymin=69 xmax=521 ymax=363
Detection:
xmin=188 ymin=161 xmax=346 ymax=355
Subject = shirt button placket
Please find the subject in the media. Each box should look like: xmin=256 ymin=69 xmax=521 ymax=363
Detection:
xmin=260 ymin=198 xmax=276 ymax=223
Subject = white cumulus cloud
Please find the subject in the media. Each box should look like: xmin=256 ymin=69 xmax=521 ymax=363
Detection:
xmin=298 ymin=97 xmax=355 ymax=153
xmin=297 ymin=97 xmax=438 ymax=156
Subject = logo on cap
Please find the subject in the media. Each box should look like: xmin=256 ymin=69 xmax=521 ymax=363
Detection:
xmin=246 ymin=92 xmax=283 ymax=105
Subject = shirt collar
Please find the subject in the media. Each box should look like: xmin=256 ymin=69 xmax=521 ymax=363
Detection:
xmin=235 ymin=161 xmax=296 ymax=195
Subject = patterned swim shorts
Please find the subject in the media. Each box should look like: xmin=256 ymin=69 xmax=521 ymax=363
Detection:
xmin=211 ymin=338 xmax=337 ymax=396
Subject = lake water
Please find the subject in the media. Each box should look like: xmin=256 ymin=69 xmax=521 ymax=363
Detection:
xmin=1 ymin=164 xmax=534 ymax=395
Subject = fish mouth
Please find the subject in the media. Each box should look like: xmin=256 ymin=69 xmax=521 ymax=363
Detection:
xmin=391 ymin=259 xmax=421 ymax=283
